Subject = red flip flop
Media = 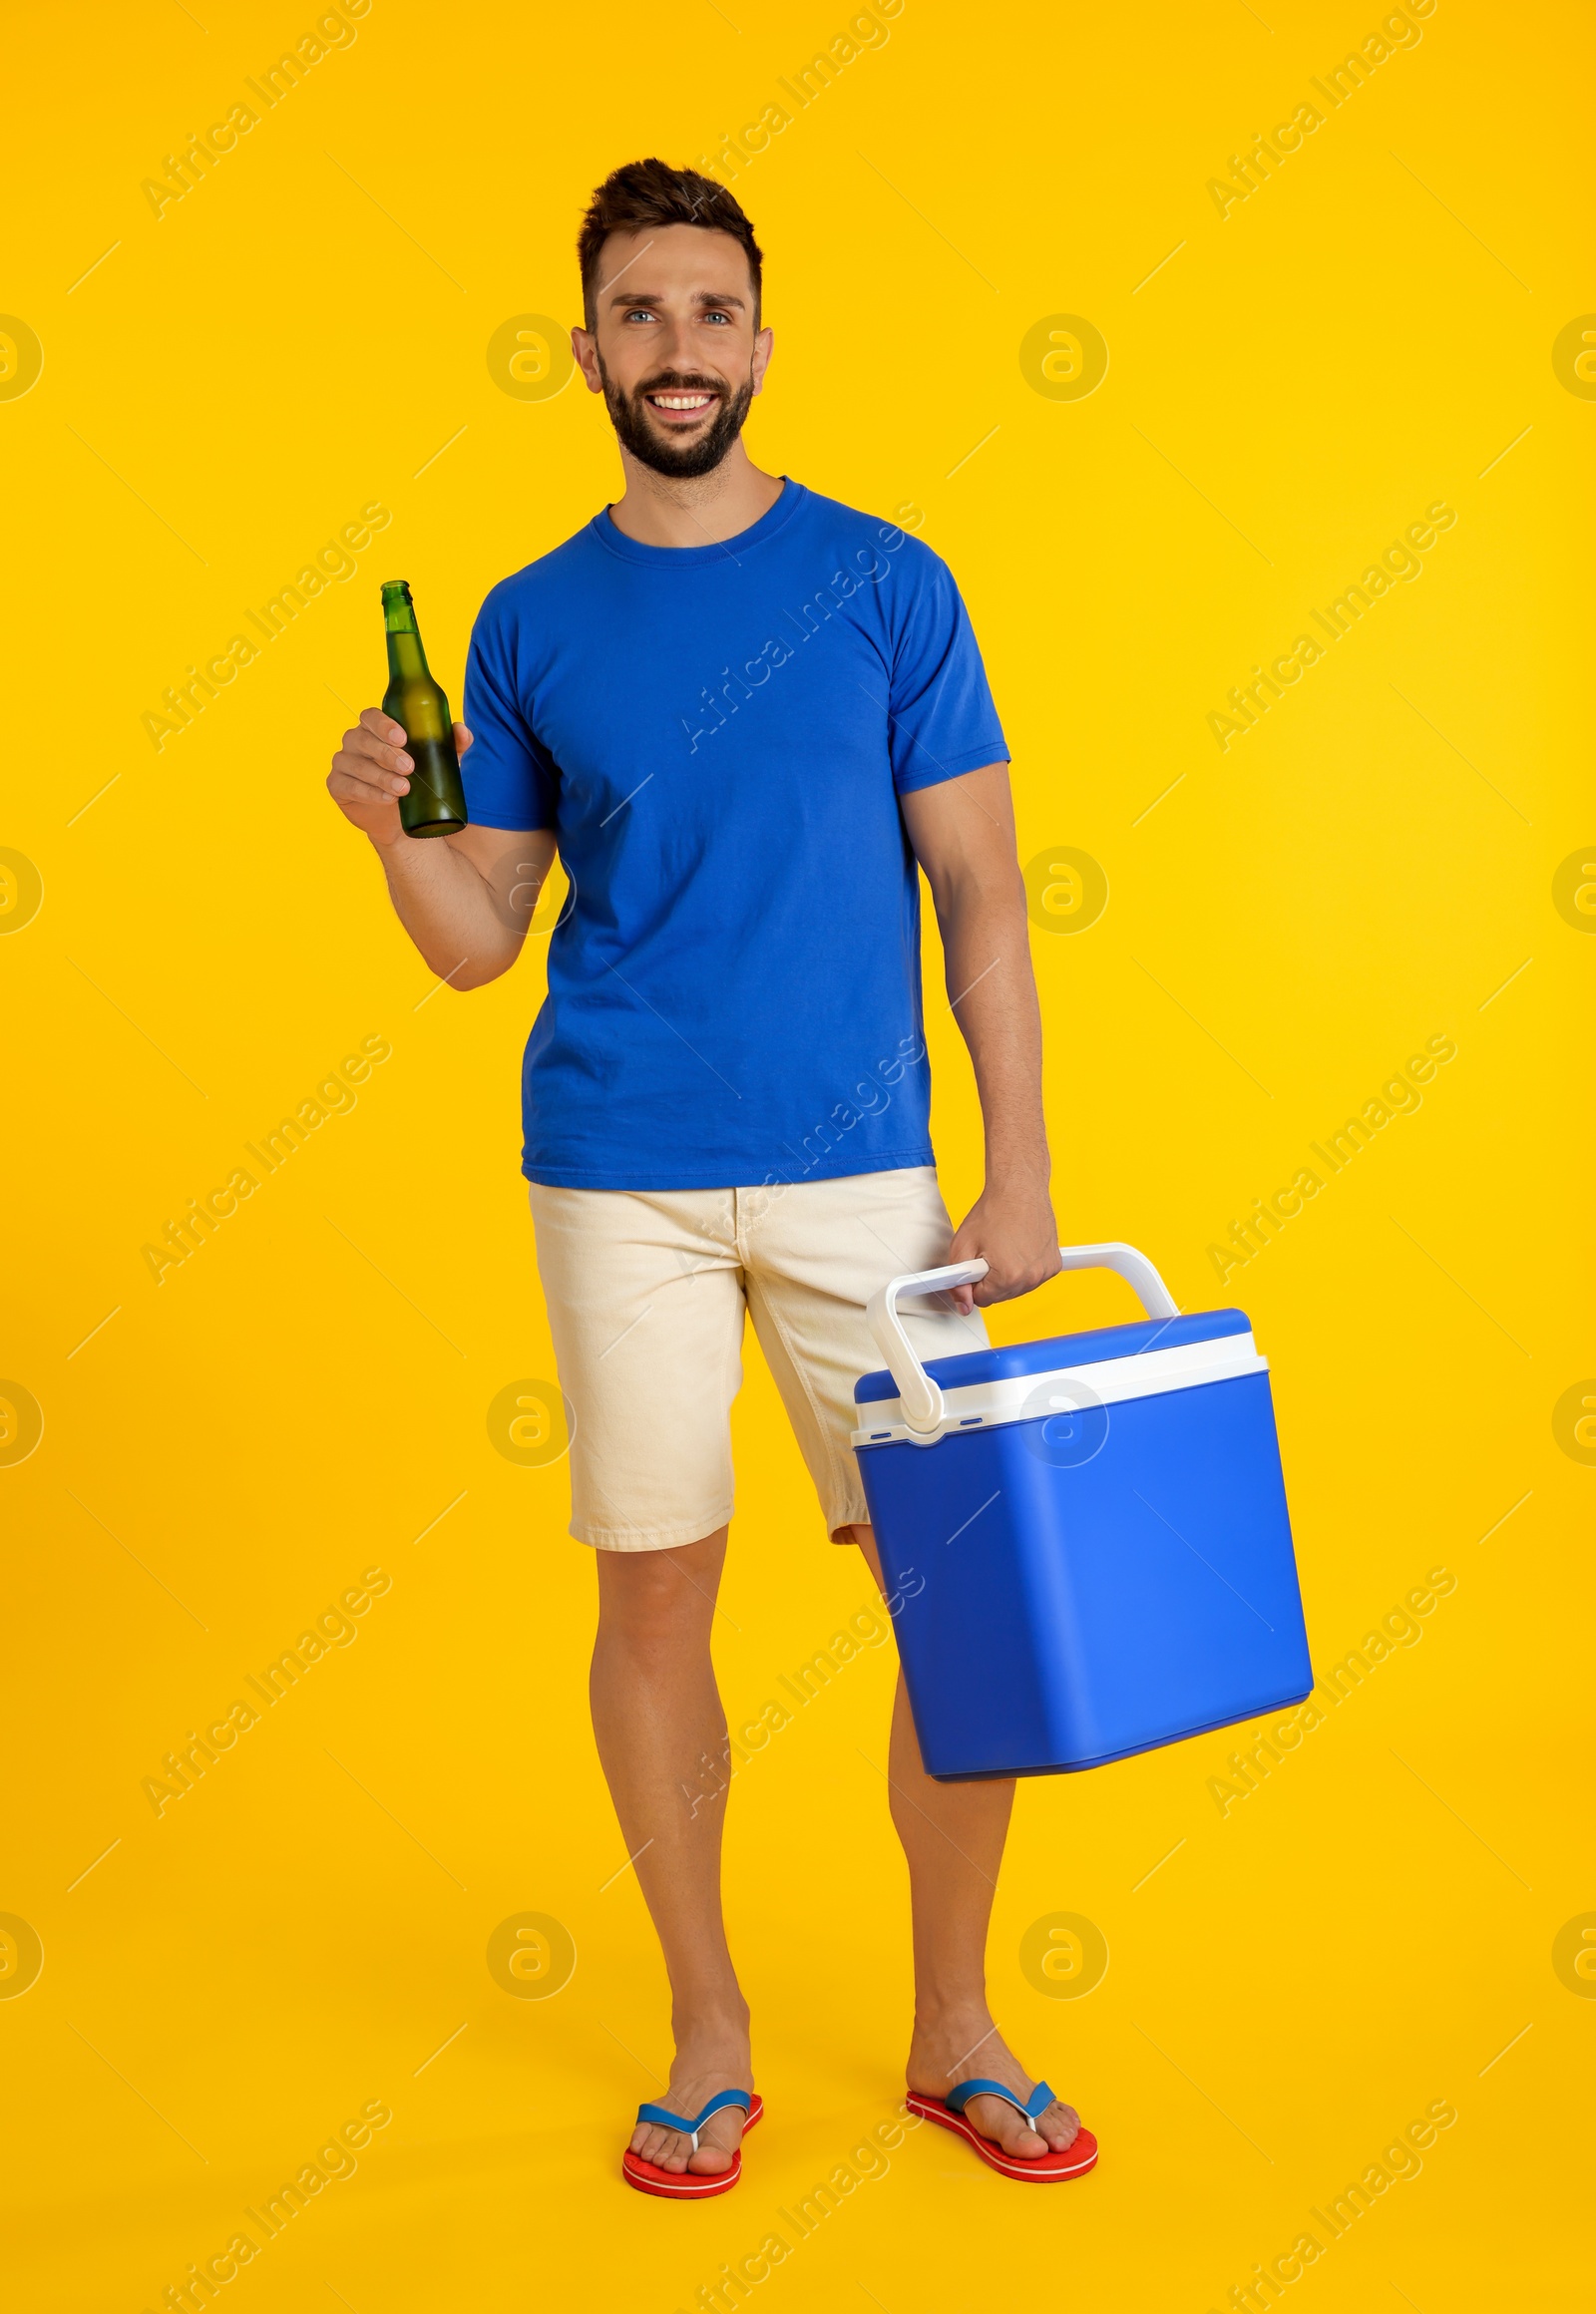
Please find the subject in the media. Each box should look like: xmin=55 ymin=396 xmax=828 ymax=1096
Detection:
xmin=622 ymin=2089 xmax=763 ymax=2199
xmin=906 ymin=2079 xmax=1098 ymax=2181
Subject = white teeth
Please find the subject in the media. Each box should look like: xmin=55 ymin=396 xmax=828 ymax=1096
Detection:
xmin=650 ymin=394 xmax=711 ymax=409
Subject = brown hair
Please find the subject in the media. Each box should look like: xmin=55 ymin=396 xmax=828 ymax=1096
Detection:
xmin=577 ymin=159 xmax=763 ymax=328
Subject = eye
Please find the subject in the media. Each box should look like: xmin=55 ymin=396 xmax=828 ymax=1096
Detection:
xmin=702 ymin=309 xmax=732 ymax=325
xmin=622 ymin=307 xmax=654 ymax=323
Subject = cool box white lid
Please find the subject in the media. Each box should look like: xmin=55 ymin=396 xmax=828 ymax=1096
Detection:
xmin=852 ymin=1318 xmax=1267 ymax=1449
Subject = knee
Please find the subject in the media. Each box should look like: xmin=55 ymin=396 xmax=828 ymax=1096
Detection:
xmin=600 ymin=1567 xmax=687 ymax=1639
xmin=596 ymin=1534 xmax=723 ymax=1650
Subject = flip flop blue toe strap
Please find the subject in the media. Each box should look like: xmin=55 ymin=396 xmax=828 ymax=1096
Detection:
xmin=944 ymin=2078 xmax=1055 ymax=2124
xmin=634 ymin=2088 xmax=751 ymax=2152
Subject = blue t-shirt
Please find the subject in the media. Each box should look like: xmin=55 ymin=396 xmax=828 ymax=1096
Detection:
xmin=461 ymin=479 xmax=1007 ymax=1190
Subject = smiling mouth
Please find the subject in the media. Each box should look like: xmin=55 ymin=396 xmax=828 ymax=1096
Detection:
xmin=644 ymin=390 xmax=718 ymax=417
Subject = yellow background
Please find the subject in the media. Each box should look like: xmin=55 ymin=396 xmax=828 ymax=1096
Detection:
xmin=3 ymin=0 xmax=1591 ymax=2304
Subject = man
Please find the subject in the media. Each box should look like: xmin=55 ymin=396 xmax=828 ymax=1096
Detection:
xmin=327 ymin=158 xmax=1087 ymax=2191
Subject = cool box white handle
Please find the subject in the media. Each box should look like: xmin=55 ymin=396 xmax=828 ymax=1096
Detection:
xmin=865 ymin=1242 xmax=1181 ymax=1442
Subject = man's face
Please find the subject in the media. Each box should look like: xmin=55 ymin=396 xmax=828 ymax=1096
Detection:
xmin=573 ymin=223 xmax=772 ymax=480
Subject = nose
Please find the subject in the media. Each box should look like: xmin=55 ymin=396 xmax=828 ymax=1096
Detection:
xmin=650 ymin=314 xmax=703 ymax=375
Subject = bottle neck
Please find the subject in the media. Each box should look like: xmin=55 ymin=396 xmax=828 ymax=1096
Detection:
xmin=383 ymin=592 xmax=430 ymax=683
xmin=385 ymin=626 xmax=428 ymax=682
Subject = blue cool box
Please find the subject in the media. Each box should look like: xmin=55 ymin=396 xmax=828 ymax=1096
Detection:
xmin=852 ymin=1245 xmax=1313 ymax=1781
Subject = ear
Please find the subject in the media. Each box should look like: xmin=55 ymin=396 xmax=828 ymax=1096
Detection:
xmin=750 ymin=324 xmax=775 ymax=395
xmin=572 ymin=322 xmax=604 ymax=395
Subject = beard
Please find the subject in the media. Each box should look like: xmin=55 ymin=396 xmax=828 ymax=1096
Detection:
xmin=598 ymin=357 xmax=755 ymax=480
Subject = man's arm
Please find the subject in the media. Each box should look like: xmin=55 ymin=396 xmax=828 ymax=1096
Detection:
xmin=900 ymin=762 xmax=1059 ymax=1314
xmin=327 ymin=707 xmax=557 ymax=989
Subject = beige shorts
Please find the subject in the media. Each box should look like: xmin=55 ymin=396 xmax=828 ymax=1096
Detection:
xmin=527 ymin=1166 xmax=988 ymax=1550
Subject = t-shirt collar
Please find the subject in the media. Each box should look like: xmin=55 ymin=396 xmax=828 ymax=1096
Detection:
xmin=590 ymin=477 xmax=805 ymax=567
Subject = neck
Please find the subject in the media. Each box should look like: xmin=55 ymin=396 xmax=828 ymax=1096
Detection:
xmin=605 ymin=440 xmax=784 ymax=548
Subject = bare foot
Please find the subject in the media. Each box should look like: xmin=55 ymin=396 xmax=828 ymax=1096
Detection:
xmin=627 ymin=2029 xmax=753 ymax=2175
xmin=907 ymin=2012 xmax=1080 ymax=2161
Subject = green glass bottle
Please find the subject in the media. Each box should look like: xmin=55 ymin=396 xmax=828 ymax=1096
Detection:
xmin=380 ymin=580 xmax=468 ymax=838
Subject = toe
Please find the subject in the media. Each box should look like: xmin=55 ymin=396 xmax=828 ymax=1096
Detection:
xmin=967 ymin=2096 xmax=1048 ymax=2160
xmin=1037 ymin=2101 xmax=1081 ymax=2152
xmin=630 ymin=2125 xmax=689 ymax=2171
xmin=687 ymin=2142 xmax=734 ymax=2174
xmin=686 ymin=2115 xmax=743 ymax=2174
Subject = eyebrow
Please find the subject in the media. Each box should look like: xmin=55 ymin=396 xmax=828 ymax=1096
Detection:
xmin=608 ymin=288 xmax=748 ymax=310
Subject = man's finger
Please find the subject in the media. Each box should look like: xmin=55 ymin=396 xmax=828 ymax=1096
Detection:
xmin=342 ymin=728 xmax=413 ymax=775
xmin=358 ymin=705 xmax=409 ymax=748
xmin=328 ymin=765 xmax=406 ymax=805
xmin=333 ymin=748 xmax=410 ymax=793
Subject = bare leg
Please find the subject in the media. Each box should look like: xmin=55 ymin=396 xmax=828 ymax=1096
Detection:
xmin=591 ymin=1529 xmax=750 ymax=2174
xmin=842 ymin=1522 xmax=1081 ymax=2159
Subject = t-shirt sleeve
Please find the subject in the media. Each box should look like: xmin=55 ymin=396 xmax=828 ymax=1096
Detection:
xmin=459 ymin=588 xmax=559 ymax=831
xmin=885 ymin=545 xmax=1009 ymax=794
